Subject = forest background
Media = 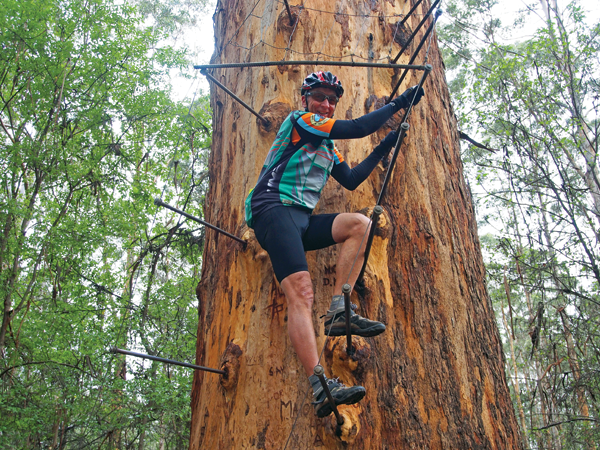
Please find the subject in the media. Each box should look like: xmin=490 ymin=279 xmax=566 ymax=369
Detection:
xmin=0 ymin=0 xmax=598 ymax=449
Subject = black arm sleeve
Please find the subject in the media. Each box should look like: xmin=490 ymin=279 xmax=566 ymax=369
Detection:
xmin=294 ymin=101 xmax=402 ymax=142
xmin=328 ymin=102 xmax=401 ymax=139
xmin=331 ymin=140 xmax=392 ymax=190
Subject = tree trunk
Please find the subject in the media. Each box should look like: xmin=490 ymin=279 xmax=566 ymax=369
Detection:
xmin=189 ymin=0 xmax=523 ymax=448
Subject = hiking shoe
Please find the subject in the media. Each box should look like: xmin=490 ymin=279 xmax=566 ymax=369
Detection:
xmin=312 ymin=377 xmax=366 ymax=418
xmin=324 ymin=308 xmax=386 ymax=337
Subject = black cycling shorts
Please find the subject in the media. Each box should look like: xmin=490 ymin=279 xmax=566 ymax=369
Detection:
xmin=252 ymin=206 xmax=339 ymax=282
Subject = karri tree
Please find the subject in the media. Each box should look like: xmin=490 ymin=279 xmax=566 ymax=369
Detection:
xmin=189 ymin=0 xmax=524 ymax=448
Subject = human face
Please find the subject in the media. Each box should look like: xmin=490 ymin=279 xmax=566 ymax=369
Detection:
xmin=302 ymin=87 xmax=338 ymax=118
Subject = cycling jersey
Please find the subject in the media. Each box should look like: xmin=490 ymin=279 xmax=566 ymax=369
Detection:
xmin=245 ymin=101 xmax=403 ymax=227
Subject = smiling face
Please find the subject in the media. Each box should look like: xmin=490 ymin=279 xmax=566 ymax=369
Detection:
xmin=301 ymin=87 xmax=338 ymax=118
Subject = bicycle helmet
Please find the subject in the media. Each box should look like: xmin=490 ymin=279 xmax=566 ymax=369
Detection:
xmin=301 ymin=71 xmax=344 ymax=97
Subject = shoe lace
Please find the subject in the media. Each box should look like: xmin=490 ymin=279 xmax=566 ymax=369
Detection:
xmin=327 ymin=377 xmax=343 ymax=386
xmin=313 ymin=377 xmax=345 ymax=401
xmin=320 ymin=303 xmax=358 ymax=319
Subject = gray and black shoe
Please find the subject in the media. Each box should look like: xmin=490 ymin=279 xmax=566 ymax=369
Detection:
xmin=323 ymin=296 xmax=386 ymax=337
xmin=310 ymin=375 xmax=366 ymax=418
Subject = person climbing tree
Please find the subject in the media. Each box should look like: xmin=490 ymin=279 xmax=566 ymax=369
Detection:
xmin=245 ymin=71 xmax=424 ymax=418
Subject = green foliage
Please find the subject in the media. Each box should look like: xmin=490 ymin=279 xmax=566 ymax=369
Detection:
xmin=0 ymin=0 xmax=211 ymax=448
xmin=136 ymin=0 xmax=209 ymax=35
xmin=441 ymin=0 xmax=600 ymax=447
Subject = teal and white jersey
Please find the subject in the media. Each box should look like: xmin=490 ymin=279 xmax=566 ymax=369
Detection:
xmin=245 ymin=111 xmax=344 ymax=227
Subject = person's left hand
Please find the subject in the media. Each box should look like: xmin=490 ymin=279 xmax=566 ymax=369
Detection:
xmin=375 ymin=130 xmax=399 ymax=157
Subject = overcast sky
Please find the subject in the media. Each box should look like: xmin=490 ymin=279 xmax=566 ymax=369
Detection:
xmin=173 ymin=0 xmax=599 ymax=102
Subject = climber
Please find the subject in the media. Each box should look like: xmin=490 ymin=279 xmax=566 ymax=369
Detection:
xmin=245 ymin=71 xmax=424 ymax=418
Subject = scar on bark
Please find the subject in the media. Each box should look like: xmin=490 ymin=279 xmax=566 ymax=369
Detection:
xmin=220 ymin=342 xmax=243 ymax=391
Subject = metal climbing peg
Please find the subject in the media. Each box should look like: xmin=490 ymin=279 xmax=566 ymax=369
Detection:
xmin=313 ymin=365 xmax=344 ymax=426
xmin=393 ymin=0 xmax=441 ymax=63
xmin=357 ymin=206 xmax=384 ymax=282
xmin=110 ymin=347 xmax=226 ymax=375
xmin=378 ymin=123 xmax=409 ymax=205
xmin=389 ymin=4 xmax=440 ymax=100
xmin=153 ymin=198 xmax=247 ymax=248
xmin=282 ymin=0 xmax=295 ymax=26
xmin=201 ymin=69 xmax=269 ymax=125
xmin=342 ymin=284 xmax=354 ymax=355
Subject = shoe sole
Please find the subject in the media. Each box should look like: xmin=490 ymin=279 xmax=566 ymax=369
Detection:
xmin=315 ymin=386 xmax=366 ymax=418
xmin=326 ymin=323 xmax=386 ymax=337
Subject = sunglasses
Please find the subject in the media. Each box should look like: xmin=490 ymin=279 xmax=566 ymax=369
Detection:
xmin=306 ymin=91 xmax=339 ymax=105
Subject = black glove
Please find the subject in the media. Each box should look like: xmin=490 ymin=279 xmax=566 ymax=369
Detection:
xmin=392 ymin=85 xmax=425 ymax=110
xmin=373 ymin=130 xmax=399 ymax=158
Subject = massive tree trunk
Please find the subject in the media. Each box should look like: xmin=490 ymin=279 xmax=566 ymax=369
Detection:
xmin=189 ymin=0 xmax=524 ymax=448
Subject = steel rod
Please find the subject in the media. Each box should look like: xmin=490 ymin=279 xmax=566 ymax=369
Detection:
xmin=357 ymin=126 xmax=409 ymax=280
xmin=398 ymin=64 xmax=432 ymax=127
xmin=377 ymin=64 xmax=433 ymax=205
xmin=110 ymin=347 xmax=226 ymax=375
xmin=154 ymin=198 xmax=247 ymax=247
xmin=400 ymin=0 xmax=426 ymax=26
xmin=357 ymin=206 xmax=384 ymax=282
xmin=393 ymin=0 xmax=441 ymax=63
xmin=201 ymin=70 xmax=268 ymax=124
xmin=389 ymin=9 xmax=441 ymax=99
xmin=282 ymin=0 xmax=295 ymax=26
xmin=194 ymin=60 xmax=428 ymax=71
xmin=342 ymin=284 xmax=354 ymax=355
xmin=358 ymin=65 xmax=432 ymax=282
xmin=379 ymin=123 xmax=410 ymax=205
xmin=313 ymin=365 xmax=344 ymax=426
xmin=357 ymin=124 xmax=409 ymax=282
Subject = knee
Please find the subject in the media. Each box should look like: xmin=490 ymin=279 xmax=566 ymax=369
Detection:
xmin=332 ymin=213 xmax=371 ymax=244
xmin=281 ymin=272 xmax=314 ymax=310
xmin=347 ymin=213 xmax=370 ymax=238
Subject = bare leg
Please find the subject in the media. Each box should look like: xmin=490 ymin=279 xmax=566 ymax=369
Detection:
xmin=325 ymin=212 xmax=385 ymax=338
xmin=331 ymin=213 xmax=371 ymax=296
xmin=280 ymin=271 xmax=319 ymax=376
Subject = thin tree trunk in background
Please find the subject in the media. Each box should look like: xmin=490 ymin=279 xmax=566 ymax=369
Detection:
xmin=138 ymin=415 xmax=146 ymax=450
xmin=537 ymin=189 xmax=594 ymax=443
xmin=189 ymin=0 xmax=523 ymax=448
xmin=51 ymin=413 xmax=60 ymax=450
xmin=557 ymin=308 xmax=595 ymax=450
xmin=503 ymin=269 xmax=529 ymax=448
